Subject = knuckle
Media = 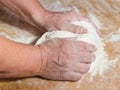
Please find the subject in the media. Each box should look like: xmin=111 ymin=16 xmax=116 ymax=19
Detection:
xmin=86 ymin=65 xmax=90 ymax=71
xmin=91 ymin=54 xmax=96 ymax=62
xmin=85 ymin=53 xmax=96 ymax=63
xmin=58 ymin=69 xmax=69 ymax=80
xmin=72 ymin=76 xmax=82 ymax=81
xmin=82 ymin=64 xmax=90 ymax=73
xmin=59 ymin=60 xmax=67 ymax=66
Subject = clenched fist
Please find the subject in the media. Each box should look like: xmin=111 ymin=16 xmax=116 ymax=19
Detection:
xmin=36 ymin=38 xmax=96 ymax=81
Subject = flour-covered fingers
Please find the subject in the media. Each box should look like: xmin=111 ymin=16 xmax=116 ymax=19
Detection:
xmin=61 ymin=38 xmax=97 ymax=53
xmin=73 ymin=63 xmax=90 ymax=74
xmin=58 ymin=72 xmax=83 ymax=81
xmin=66 ymin=25 xmax=87 ymax=34
xmin=74 ymin=41 xmax=97 ymax=52
xmin=78 ymin=52 xmax=95 ymax=63
xmin=65 ymin=62 xmax=90 ymax=74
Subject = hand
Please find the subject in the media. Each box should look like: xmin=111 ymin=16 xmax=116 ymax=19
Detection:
xmin=34 ymin=11 xmax=90 ymax=34
xmin=36 ymin=38 xmax=96 ymax=81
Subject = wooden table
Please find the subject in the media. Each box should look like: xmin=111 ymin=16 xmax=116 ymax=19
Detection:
xmin=0 ymin=0 xmax=120 ymax=90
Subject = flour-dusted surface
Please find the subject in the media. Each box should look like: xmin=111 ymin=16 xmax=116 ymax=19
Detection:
xmin=0 ymin=4 xmax=44 ymax=44
xmin=0 ymin=0 xmax=120 ymax=90
xmin=0 ymin=23 xmax=38 ymax=44
xmin=35 ymin=21 xmax=118 ymax=80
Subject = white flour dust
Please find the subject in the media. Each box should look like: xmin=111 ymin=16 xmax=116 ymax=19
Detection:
xmin=0 ymin=23 xmax=37 ymax=44
xmin=109 ymin=28 xmax=120 ymax=42
xmin=35 ymin=20 xmax=118 ymax=80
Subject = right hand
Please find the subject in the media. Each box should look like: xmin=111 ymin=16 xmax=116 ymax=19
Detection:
xmin=37 ymin=38 xmax=96 ymax=81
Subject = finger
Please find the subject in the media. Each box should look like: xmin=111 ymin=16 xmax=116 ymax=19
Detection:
xmin=78 ymin=52 xmax=96 ymax=63
xmin=74 ymin=41 xmax=97 ymax=52
xmin=67 ymin=25 xmax=88 ymax=34
xmin=68 ymin=52 xmax=95 ymax=64
xmin=61 ymin=72 xmax=82 ymax=81
xmin=67 ymin=12 xmax=88 ymax=21
xmin=73 ymin=63 xmax=90 ymax=74
xmin=59 ymin=39 xmax=97 ymax=52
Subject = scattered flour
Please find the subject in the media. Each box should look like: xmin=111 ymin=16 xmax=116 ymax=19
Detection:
xmin=0 ymin=23 xmax=37 ymax=44
xmin=88 ymin=13 xmax=103 ymax=29
xmin=117 ymin=28 xmax=120 ymax=33
xmin=35 ymin=20 xmax=117 ymax=81
xmin=109 ymin=28 xmax=120 ymax=42
xmin=39 ymin=0 xmax=71 ymax=12
xmin=110 ymin=34 xmax=120 ymax=42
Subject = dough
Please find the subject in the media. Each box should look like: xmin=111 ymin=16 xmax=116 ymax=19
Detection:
xmin=35 ymin=21 xmax=100 ymax=45
xmin=35 ymin=21 xmax=107 ymax=77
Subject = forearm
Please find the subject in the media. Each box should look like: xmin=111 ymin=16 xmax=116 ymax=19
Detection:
xmin=0 ymin=0 xmax=46 ymax=26
xmin=0 ymin=36 xmax=41 ymax=78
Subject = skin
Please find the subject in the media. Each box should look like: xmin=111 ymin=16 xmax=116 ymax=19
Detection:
xmin=38 ymin=38 xmax=96 ymax=81
xmin=0 ymin=0 xmax=97 ymax=81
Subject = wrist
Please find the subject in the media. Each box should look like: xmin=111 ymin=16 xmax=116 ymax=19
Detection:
xmin=35 ymin=44 xmax=48 ymax=76
xmin=15 ymin=45 xmax=43 ymax=77
xmin=31 ymin=9 xmax=46 ymax=27
xmin=28 ymin=45 xmax=42 ymax=76
xmin=31 ymin=9 xmax=54 ymax=28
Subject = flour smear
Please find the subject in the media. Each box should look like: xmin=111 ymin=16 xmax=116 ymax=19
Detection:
xmin=36 ymin=21 xmax=118 ymax=81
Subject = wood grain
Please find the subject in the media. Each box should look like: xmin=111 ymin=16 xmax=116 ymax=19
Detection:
xmin=0 ymin=0 xmax=120 ymax=90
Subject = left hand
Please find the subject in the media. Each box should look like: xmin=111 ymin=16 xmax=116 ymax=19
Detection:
xmin=33 ymin=11 xmax=93 ymax=34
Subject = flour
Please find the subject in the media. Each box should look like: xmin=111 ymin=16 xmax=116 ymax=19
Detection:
xmin=35 ymin=20 xmax=116 ymax=80
xmin=88 ymin=13 xmax=103 ymax=29
xmin=0 ymin=23 xmax=37 ymax=44
xmin=110 ymin=34 xmax=120 ymax=42
xmin=35 ymin=31 xmax=78 ymax=45
xmin=109 ymin=28 xmax=120 ymax=42
xmin=0 ymin=31 xmax=36 ymax=44
xmin=39 ymin=0 xmax=71 ymax=12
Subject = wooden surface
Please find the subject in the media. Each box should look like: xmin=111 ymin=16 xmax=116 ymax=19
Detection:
xmin=0 ymin=0 xmax=120 ymax=90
